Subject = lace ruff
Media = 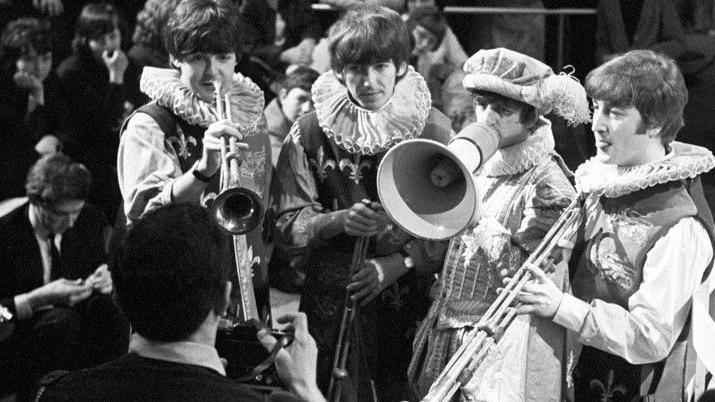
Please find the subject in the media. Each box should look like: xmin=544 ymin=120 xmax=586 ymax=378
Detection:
xmin=575 ymin=142 xmax=715 ymax=198
xmin=481 ymin=118 xmax=555 ymax=177
xmin=139 ymin=67 xmax=264 ymax=132
xmin=311 ymin=66 xmax=431 ymax=155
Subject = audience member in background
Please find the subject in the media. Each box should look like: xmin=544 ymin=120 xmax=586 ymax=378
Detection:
xmin=264 ymin=66 xmax=319 ymax=295
xmin=272 ymin=5 xmax=453 ymax=400
xmin=406 ymin=5 xmax=467 ymax=110
xmin=595 ymin=0 xmax=687 ymax=64
xmin=265 ymin=66 xmax=320 ymax=169
xmin=239 ymin=0 xmax=321 ymax=97
xmin=0 ymin=17 xmax=68 ymax=200
xmin=128 ymin=0 xmax=183 ymax=69
xmin=0 ymin=153 xmax=128 ymax=399
xmin=34 ymin=203 xmax=325 ymax=402
xmin=57 ymin=2 xmax=143 ymax=225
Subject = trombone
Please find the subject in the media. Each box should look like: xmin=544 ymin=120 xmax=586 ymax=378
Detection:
xmin=211 ymin=80 xmax=265 ymax=236
xmin=420 ymin=195 xmax=583 ymax=401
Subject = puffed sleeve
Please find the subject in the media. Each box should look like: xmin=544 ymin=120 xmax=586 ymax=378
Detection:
xmin=117 ymin=112 xmax=183 ymax=225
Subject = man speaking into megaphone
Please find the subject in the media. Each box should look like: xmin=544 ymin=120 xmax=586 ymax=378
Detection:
xmin=403 ymin=48 xmax=591 ymax=401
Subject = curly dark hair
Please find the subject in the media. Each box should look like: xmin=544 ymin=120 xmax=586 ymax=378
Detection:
xmin=132 ymin=0 xmax=183 ymax=54
xmin=0 ymin=18 xmax=52 ymax=77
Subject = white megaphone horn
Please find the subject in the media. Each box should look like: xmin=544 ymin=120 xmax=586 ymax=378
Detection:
xmin=376 ymin=122 xmax=500 ymax=240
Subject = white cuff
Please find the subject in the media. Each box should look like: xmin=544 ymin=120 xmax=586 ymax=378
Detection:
xmin=552 ymin=293 xmax=591 ymax=333
xmin=13 ymin=293 xmax=34 ymax=320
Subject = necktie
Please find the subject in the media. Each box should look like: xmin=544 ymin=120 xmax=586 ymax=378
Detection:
xmin=49 ymin=234 xmax=63 ymax=281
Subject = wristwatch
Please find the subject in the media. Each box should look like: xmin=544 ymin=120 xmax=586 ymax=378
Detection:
xmin=192 ymin=164 xmax=215 ymax=183
xmin=399 ymin=247 xmax=415 ymax=271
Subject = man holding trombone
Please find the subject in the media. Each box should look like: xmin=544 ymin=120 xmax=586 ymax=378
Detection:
xmin=515 ymin=50 xmax=715 ymax=401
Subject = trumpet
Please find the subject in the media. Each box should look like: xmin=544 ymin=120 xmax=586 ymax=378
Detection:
xmin=420 ymin=196 xmax=583 ymax=401
xmin=211 ymin=80 xmax=265 ymax=235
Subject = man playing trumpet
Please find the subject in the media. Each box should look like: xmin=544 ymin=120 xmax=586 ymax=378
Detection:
xmin=515 ymin=50 xmax=715 ymax=401
xmin=408 ymin=48 xmax=591 ymax=401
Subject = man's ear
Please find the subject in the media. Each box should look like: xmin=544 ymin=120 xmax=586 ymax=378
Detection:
xmin=216 ymin=281 xmax=232 ymax=316
xmin=279 ymin=87 xmax=288 ymax=101
xmin=646 ymin=125 xmax=663 ymax=139
xmin=169 ymin=55 xmax=180 ymax=69
xmin=397 ymin=61 xmax=408 ymax=77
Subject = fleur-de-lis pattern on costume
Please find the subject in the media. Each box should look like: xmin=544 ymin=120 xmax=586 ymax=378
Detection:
xmin=339 ymin=154 xmax=372 ymax=184
xmin=166 ymin=126 xmax=197 ymax=159
xmin=243 ymin=245 xmax=262 ymax=275
xmin=308 ymin=146 xmax=336 ymax=183
xmin=589 ymin=370 xmax=627 ymax=402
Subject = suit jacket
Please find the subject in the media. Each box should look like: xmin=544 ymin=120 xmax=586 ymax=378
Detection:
xmin=0 ymin=201 xmax=107 ymax=314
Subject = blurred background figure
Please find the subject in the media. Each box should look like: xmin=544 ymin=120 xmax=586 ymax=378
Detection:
xmin=128 ymin=0 xmax=182 ymax=69
xmin=0 ymin=17 xmax=68 ymax=200
xmin=56 ymin=2 xmax=143 ymax=228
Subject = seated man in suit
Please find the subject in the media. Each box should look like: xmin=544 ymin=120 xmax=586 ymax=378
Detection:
xmin=0 ymin=153 xmax=129 ymax=398
xmin=36 ymin=203 xmax=325 ymax=401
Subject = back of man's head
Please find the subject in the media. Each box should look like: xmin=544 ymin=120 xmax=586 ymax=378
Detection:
xmin=113 ymin=203 xmax=227 ymax=342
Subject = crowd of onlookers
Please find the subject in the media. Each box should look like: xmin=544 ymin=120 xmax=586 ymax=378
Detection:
xmin=2 ymin=0 xmax=715 ymax=400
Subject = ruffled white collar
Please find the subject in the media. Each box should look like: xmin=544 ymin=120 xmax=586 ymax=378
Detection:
xmin=575 ymin=142 xmax=715 ymax=198
xmin=139 ymin=67 xmax=264 ymax=131
xmin=481 ymin=118 xmax=555 ymax=177
xmin=312 ymin=66 xmax=431 ymax=155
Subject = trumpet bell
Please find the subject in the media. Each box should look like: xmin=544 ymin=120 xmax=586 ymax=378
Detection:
xmin=212 ymin=187 xmax=265 ymax=235
xmin=377 ymin=139 xmax=480 ymax=240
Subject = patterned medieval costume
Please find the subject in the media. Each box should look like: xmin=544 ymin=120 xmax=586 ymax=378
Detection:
xmin=273 ymin=66 xmax=452 ymax=401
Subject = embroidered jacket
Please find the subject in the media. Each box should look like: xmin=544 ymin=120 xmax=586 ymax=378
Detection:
xmin=272 ymin=66 xmax=453 ymax=400
xmin=408 ymin=119 xmax=576 ymax=402
xmin=555 ymin=142 xmax=715 ymax=401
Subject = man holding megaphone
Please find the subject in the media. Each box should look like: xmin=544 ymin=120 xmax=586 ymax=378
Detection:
xmin=404 ymin=48 xmax=591 ymax=401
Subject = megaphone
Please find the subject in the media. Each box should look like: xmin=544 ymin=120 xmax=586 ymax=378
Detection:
xmin=376 ymin=122 xmax=500 ymax=240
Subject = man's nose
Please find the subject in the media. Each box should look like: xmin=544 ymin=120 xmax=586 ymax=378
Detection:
xmin=207 ymin=57 xmax=220 ymax=76
xmin=591 ymin=109 xmax=607 ymax=132
xmin=363 ymin=68 xmax=379 ymax=87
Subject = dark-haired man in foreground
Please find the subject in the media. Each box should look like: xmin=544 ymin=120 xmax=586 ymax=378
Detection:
xmin=36 ymin=203 xmax=325 ymax=401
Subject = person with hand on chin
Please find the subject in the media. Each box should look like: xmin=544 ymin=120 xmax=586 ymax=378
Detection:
xmin=56 ymin=2 xmax=143 ymax=225
xmin=271 ymin=5 xmax=455 ymax=400
xmin=514 ymin=50 xmax=715 ymax=401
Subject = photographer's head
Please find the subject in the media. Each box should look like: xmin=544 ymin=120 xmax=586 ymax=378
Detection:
xmin=586 ymin=50 xmax=688 ymax=166
xmin=165 ymin=0 xmax=239 ymax=102
xmin=328 ymin=5 xmax=410 ymax=110
xmin=26 ymin=153 xmax=91 ymax=235
xmin=113 ymin=203 xmax=231 ymax=342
